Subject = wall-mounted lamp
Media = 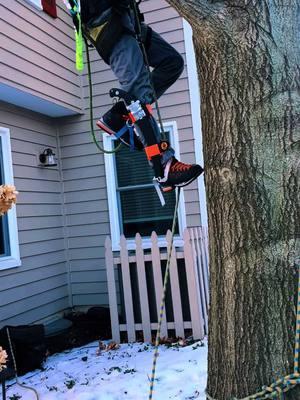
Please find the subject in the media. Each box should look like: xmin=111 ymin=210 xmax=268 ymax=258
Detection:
xmin=39 ymin=148 xmax=57 ymax=167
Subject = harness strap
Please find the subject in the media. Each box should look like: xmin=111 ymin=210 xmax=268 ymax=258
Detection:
xmin=114 ymin=123 xmax=135 ymax=151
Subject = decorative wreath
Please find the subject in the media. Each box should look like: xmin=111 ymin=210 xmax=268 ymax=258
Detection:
xmin=0 ymin=185 xmax=18 ymax=215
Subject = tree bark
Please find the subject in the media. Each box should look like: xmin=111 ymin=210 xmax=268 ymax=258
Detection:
xmin=166 ymin=0 xmax=300 ymax=399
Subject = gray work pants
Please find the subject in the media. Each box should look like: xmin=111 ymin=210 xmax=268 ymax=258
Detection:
xmin=108 ymin=24 xmax=184 ymax=164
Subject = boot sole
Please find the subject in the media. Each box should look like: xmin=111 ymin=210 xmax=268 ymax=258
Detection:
xmin=96 ymin=119 xmax=131 ymax=148
xmin=96 ymin=119 xmax=116 ymax=135
xmin=97 ymin=119 xmax=144 ymax=151
xmin=161 ymin=167 xmax=204 ymax=193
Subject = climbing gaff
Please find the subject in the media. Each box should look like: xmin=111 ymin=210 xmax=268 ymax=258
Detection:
xmin=109 ymin=88 xmax=167 ymax=206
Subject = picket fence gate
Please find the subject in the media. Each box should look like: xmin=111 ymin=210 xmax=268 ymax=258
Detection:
xmin=105 ymin=227 xmax=209 ymax=343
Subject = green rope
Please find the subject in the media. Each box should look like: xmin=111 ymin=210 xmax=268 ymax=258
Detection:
xmin=64 ymin=0 xmax=122 ymax=154
xmin=206 ymin=265 xmax=300 ymax=400
xmin=85 ymin=41 xmax=122 ymax=154
xmin=148 ymin=187 xmax=181 ymax=400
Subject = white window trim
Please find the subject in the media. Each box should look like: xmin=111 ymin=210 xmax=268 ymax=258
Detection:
xmin=24 ymin=0 xmax=43 ymax=10
xmin=183 ymin=19 xmax=208 ymax=227
xmin=104 ymin=121 xmax=187 ymax=251
xmin=0 ymin=127 xmax=21 ymax=270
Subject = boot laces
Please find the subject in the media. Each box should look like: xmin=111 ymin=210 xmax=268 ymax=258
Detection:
xmin=170 ymin=160 xmax=191 ymax=173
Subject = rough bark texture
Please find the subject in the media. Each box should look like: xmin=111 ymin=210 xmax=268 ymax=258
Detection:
xmin=166 ymin=0 xmax=300 ymax=399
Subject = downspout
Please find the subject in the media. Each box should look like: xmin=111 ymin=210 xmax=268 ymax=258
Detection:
xmin=182 ymin=19 xmax=208 ymax=227
xmin=55 ymin=122 xmax=73 ymax=309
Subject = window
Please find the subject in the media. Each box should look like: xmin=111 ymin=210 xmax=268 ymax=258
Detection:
xmin=0 ymin=140 xmax=10 ymax=258
xmin=24 ymin=0 xmax=57 ymax=17
xmin=24 ymin=0 xmax=43 ymax=10
xmin=0 ymin=128 xmax=20 ymax=270
xmin=104 ymin=122 xmax=186 ymax=250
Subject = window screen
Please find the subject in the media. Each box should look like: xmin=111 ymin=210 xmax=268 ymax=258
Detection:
xmin=0 ymin=137 xmax=11 ymax=257
xmin=114 ymin=133 xmax=179 ymax=238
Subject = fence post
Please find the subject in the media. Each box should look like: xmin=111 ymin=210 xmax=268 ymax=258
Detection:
xmin=151 ymin=231 xmax=168 ymax=338
xmin=120 ymin=235 xmax=136 ymax=342
xmin=166 ymin=230 xmax=185 ymax=338
xmin=184 ymin=228 xmax=204 ymax=339
xmin=191 ymin=228 xmax=208 ymax=334
xmin=135 ymin=233 xmax=152 ymax=342
xmin=105 ymin=236 xmax=120 ymax=343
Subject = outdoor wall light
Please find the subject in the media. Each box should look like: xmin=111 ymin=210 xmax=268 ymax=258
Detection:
xmin=39 ymin=148 xmax=57 ymax=167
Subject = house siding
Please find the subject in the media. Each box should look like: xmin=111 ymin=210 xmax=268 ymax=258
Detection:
xmin=58 ymin=0 xmax=202 ymax=308
xmin=0 ymin=101 xmax=69 ymax=327
xmin=0 ymin=0 xmax=82 ymax=113
xmin=0 ymin=0 xmax=204 ymax=324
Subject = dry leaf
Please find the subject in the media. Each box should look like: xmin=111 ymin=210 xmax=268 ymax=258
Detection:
xmin=106 ymin=341 xmax=120 ymax=351
xmin=0 ymin=346 xmax=8 ymax=372
xmin=0 ymin=185 xmax=18 ymax=215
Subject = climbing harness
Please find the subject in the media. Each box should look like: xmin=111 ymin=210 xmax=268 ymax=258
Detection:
xmin=83 ymin=9 xmax=125 ymax=64
xmin=67 ymin=0 xmax=134 ymax=65
xmin=109 ymin=88 xmax=170 ymax=206
xmin=205 ymin=264 xmax=300 ymax=400
xmin=148 ymin=187 xmax=181 ymax=400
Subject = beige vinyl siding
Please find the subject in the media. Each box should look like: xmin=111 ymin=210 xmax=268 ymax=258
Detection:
xmin=0 ymin=0 xmax=82 ymax=113
xmin=0 ymin=101 xmax=69 ymax=327
xmin=58 ymin=0 xmax=201 ymax=308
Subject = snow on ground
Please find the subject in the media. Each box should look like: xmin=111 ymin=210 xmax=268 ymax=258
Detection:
xmin=5 ymin=339 xmax=208 ymax=400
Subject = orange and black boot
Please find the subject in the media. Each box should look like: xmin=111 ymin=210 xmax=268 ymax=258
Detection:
xmin=159 ymin=157 xmax=204 ymax=192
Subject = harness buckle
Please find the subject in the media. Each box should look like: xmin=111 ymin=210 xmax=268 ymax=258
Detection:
xmin=127 ymin=100 xmax=146 ymax=122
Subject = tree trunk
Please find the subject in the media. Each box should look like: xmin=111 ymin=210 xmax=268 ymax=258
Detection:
xmin=167 ymin=1 xmax=300 ymax=399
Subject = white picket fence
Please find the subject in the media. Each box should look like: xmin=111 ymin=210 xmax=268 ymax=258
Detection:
xmin=105 ymin=227 xmax=209 ymax=343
